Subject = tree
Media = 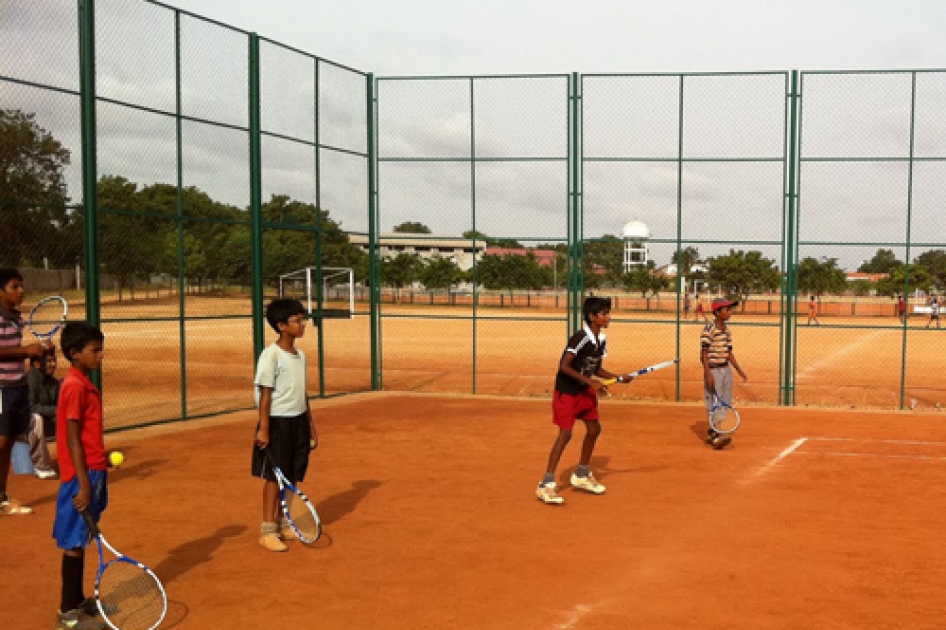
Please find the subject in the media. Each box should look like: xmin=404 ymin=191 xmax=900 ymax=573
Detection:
xmin=0 ymin=109 xmax=76 ymax=267
xmin=419 ymin=256 xmax=462 ymax=290
xmin=914 ymin=249 xmax=946 ymax=290
xmin=584 ymin=236 xmax=625 ymax=288
xmin=475 ymin=253 xmax=545 ymax=295
xmin=877 ymin=264 xmax=933 ymax=297
xmin=382 ymin=252 xmax=422 ymax=301
xmin=706 ymin=249 xmax=780 ymax=301
xmin=672 ymin=246 xmax=701 ymax=277
xmin=858 ymin=248 xmax=903 ymax=274
xmin=797 ymin=257 xmax=847 ymax=296
xmin=621 ymin=262 xmax=667 ymax=297
xmin=393 ymin=222 xmax=431 ymax=234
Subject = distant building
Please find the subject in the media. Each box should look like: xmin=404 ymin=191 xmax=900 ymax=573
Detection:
xmin=653 ymin=262 xmax=709 ymax=278
xmin=485 ymin=247 xmax=558 ymax=267
xmin=845 ymin=272 xmax=888 ymax=283
xmin=622 ymin=220 xmax=650 ymax=272
xmin=348 ymin=234 xmax=487 ymax=271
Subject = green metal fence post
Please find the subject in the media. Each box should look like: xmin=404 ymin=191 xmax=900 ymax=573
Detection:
xmin=367 ymin=73 xmax=382 ymax=390
xmin=675 ymin=75 xmax=685 ymax=402
xmin=900 ymin=71 xmax=918 ymax=409
xmin=314 ymin=59 xmax=326 ymax=398
xmin=470 ymin=78 xmax=478 ymax=394
xmin=781 ymin=70 xmax=800 ymax=406
xmin=78 ymin=0 xmax=100 ymax=388
xmin=174 ymin=10 xmax=187 ymax=419
xmin=248 ymin=34 xmax=264 ymax=361
xmin=568 ymin=72 xmax=582 ymax=332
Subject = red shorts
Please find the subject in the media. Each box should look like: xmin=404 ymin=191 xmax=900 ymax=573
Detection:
xmin=552 ymin=388 xmax=599 ymax=430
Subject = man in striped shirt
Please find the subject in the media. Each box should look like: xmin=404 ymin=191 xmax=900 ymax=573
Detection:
xmin=701 ymin=298 xmax=748 ymax=450
xmin=0 ymin=268 xmax=54 ymax=515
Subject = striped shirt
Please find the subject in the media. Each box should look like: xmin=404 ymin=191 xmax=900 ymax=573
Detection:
xmin=0 ymin=304 xmax=26 ymax=387
xmin=700 ymin=322 xmax=732 ymax=368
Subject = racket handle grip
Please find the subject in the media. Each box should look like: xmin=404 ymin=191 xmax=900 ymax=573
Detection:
xmin=79 ymin=509 xmax=102 ymax=537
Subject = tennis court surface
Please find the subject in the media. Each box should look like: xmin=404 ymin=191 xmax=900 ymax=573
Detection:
xmin=4 ymin=393 xmax=945 ymax=629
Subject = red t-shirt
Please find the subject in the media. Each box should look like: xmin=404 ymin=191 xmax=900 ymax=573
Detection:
xmin=56 ymin=367 xmax=106 ymax=482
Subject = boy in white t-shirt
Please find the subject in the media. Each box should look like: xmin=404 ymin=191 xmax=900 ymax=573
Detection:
xmin=252 ymin=299 xmax=318 ymax=552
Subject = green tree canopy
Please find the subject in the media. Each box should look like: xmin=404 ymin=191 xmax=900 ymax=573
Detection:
xmin=797 ymin=256 xmax=848 ymax=296
xmin=877 ymin=264 xmax=933 ymax=297
xmin=393 ymin=221 xmax=431 ymax=234
xmin=914 ymin=249 xmax=946 ymax=290
xmin=418 ymin=256 xmax=462 ymax=290
xmin=858 ymin=248 xmax=903 ymax=274
xmin=671 ymin=246 xmax=701 ymax=277
xmin=0 ymin=109 xmax=76 ymax=267
xmin=706 ymin=250 xmax=780 ymax=300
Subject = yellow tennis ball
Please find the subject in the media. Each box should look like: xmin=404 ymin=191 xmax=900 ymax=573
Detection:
xmin=108 ymin=451 xmax=124 ymax=467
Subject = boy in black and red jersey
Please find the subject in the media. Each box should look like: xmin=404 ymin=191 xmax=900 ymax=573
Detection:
xmin=536 ymin=297 xmax=636 ymax=506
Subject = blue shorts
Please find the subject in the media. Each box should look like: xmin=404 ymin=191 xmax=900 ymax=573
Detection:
xmin=0 ymin=385 xmax=31 ymax=437
xmin=52 ymin=470 xmax=109 ymax=550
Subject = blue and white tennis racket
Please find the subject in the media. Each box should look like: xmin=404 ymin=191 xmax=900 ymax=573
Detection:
xmin=709 ymin=391 xmax=741 ymax=435
xmin=28 ymin=295 xmax=68 ymax=341
xmin=262 ymin=448 xmax=322 ymax=544
xmin=80 ymin=510 xmax=167 ymax=630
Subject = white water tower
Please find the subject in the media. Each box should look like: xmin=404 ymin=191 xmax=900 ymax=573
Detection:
xmin=622 ymin=220 xmax=650 ymax=273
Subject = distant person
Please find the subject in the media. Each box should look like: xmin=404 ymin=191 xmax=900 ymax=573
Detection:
xmin=694 ymin=293 xmax=707 ymax=322
xmin=927 ymin=296 xmax=940 ymax=329
xmin=897 ymin=294 xmax=906 ymax=324
xmin=27 ymin=351 xmax=61 ymax=479
xmin=683 ymin=293 xmax=692 ymax=320
xmin=807 ymin=296 xmax=820 ymax=326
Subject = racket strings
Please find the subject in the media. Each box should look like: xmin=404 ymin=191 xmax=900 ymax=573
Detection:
xmin=98 ymin=561 xmax=165 ymax=630
xmin=29 ymin=298 xmax=66 ymax=336
xmin=286 ymin=491 xmax=320 ymax=542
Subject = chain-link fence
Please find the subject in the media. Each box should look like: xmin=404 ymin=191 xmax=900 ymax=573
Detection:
xmin=1 ymin=0 xmax=369 ymax=428
xmin=3 ymin=1 xmax=945 ymax=427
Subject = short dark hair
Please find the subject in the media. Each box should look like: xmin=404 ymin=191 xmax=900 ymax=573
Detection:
xmin=265 ymin=298 xmax=306 ymax=333
xmin=0 ymin=268 xmax=23 ymax=290
xmin=60 ymin=321 xmax=104 ymax=363
xmin=583 ymin=296 xmax=612 ymax=324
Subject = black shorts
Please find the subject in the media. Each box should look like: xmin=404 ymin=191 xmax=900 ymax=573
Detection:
xmin=0 ymin=385 xmax=31 ymax=437
xmin=251 ymin=413 xmax=311 ymax=484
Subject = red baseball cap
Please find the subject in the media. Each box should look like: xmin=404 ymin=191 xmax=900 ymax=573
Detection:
xmin=711 ymin=298 xmax=739 ymax=312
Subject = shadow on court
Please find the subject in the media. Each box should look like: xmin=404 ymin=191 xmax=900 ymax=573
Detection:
xmin=562 ymin=455 xmax=668 ymax=483
xmin=317 ymin=479 xmax=382 ymax=527
xmin=157 ymin=599 xmax=190 ymax=629
xmin=152 ymin=524 xmax=245 ymax=585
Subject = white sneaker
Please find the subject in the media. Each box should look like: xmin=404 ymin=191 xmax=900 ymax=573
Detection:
xmin=35 ymin=468 xmax=59 ymax=480
xmin=570 ymin=472 xmax=606 ymax=494
xmin=536 ymin=482 xmax=564 ymax=505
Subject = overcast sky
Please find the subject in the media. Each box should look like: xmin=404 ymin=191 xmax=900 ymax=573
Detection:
xmin=3 ymin=0 xmax=945 ymax=271
xmin=166 ymin=0 xmax=944 ymax=76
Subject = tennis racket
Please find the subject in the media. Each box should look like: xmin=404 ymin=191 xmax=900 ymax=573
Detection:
xmin=27 ymin=295 xmax=68 ymax=341
xmin=709 ymin=391 xmax=741 ymax=435
xmin=80 ymin=511 xmax=167 ymax=630
xmin=600 ymin=359 xmax=680 ymax=386
xmin=261 ymin=448 xmax=322 ymax=544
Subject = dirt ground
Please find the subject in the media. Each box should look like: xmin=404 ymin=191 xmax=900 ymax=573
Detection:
xmin=4 ymin=393 xmax=946 ymax=629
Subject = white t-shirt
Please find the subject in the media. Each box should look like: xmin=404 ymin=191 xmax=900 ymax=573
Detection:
xmin=254 ymin=343 xmax=308 ymax=416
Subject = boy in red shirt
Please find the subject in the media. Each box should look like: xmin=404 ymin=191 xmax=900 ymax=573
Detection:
xmin=52 ymin=322 xmax=108 ymax=630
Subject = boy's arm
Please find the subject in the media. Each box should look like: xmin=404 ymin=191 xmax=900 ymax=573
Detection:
xmin=67 ymin=419 xmax=93 ymax=512
xmin=256 ymin=388 xmax=273 ymax=447
xmin=729 ymin=353 xmax=748 ymax=382
xmin=0 ymin=342 xmax=50 ymax=361
xmin=307 ymin=397 xmax=318 ymax=450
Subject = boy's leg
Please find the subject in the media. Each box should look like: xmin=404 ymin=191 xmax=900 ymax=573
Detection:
xmin=260 ymin=481 xmax=288 ymax=551
xmin=537 ymin=429 xmax=571 ymax=505
xmin=571 ymin=421 xmax=606 ymax=494
xmin=28 ymin=413 xmax=57 ymax=478
xmin=60 ymin=548 xmax=86 ymax=615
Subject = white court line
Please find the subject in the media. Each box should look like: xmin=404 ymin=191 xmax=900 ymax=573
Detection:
xmin=798 ymin=451 xmax=946 ymax=462
xmin=742 ymin=437 xmax=808 ymax=483
xmin=808 ymin=437 xmax=946 ymax=446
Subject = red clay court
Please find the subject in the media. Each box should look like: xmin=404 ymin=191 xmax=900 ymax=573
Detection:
xmin=4 ymin=393 xmax=946 ymax=629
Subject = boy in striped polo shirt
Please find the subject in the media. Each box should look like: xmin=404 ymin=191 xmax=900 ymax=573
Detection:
xmin=701 ymin=298 xmax=748 ymax=450
xmin=0 ymin=268 xmax=54 ymax=515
